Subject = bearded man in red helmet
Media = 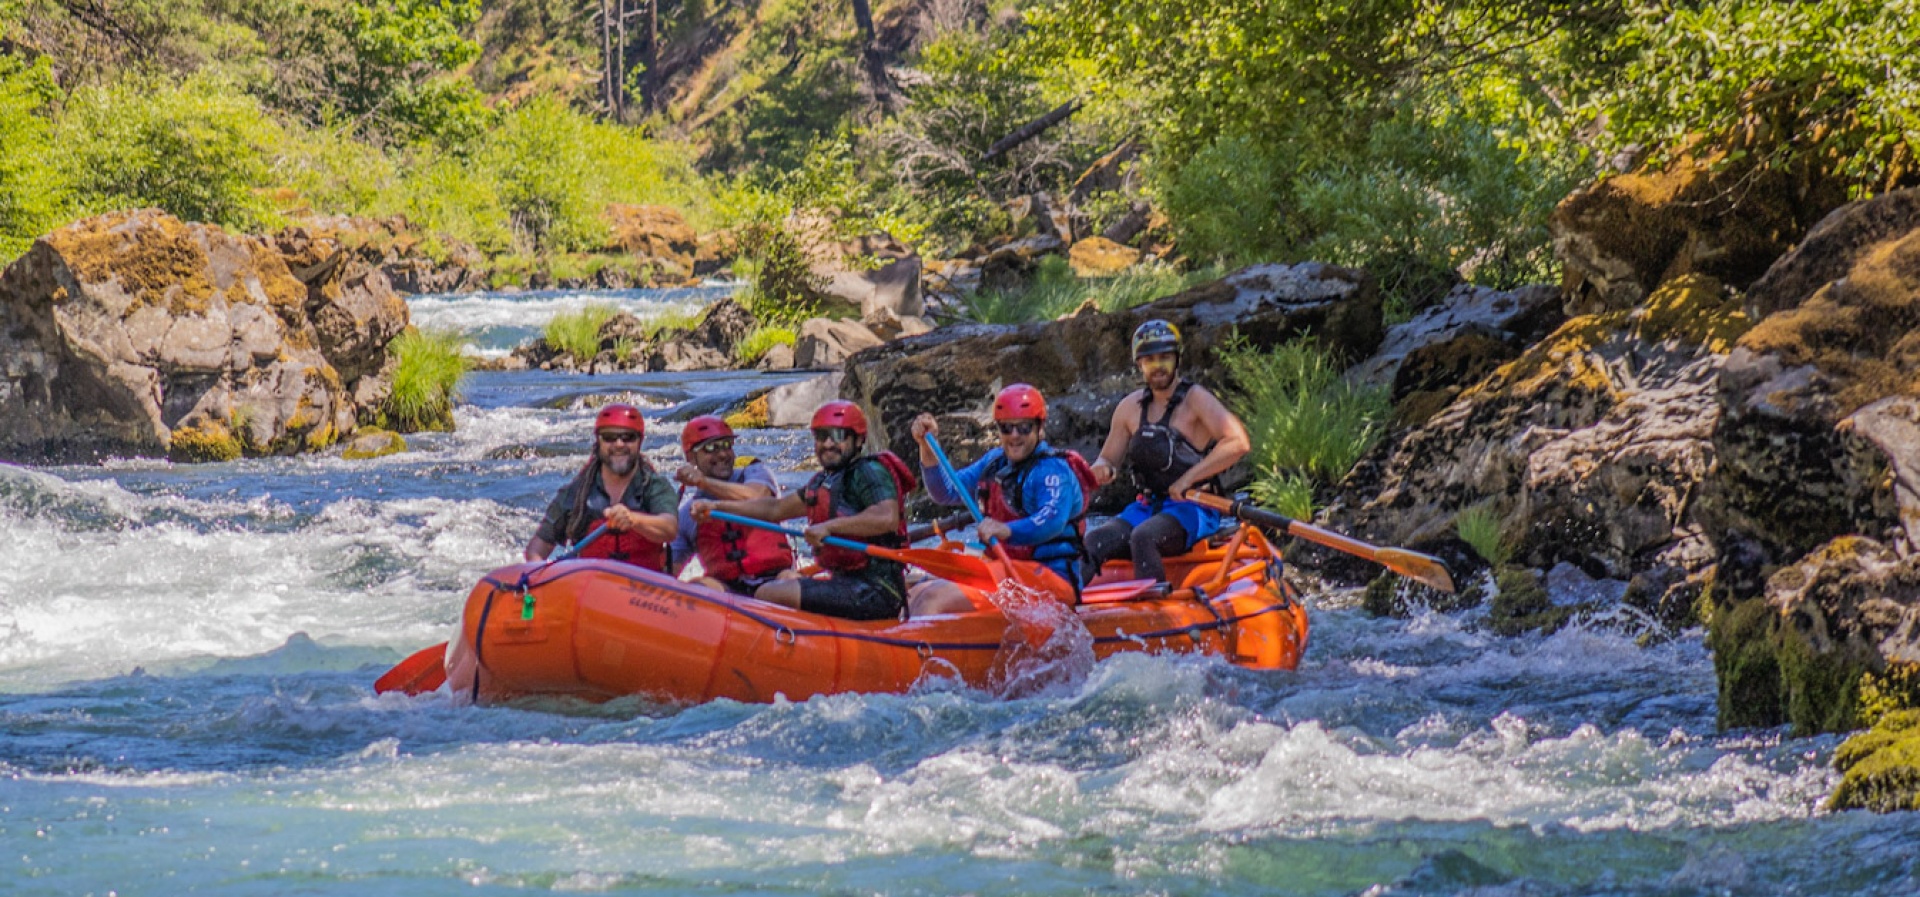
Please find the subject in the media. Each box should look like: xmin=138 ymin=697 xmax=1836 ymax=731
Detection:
xmin=694 ymin=400 xmax=917 ymax=620
xmin=667 ymin=415 xmax=795 ymax=594
xmin=524 ymin=403 xmax=679 ymax=569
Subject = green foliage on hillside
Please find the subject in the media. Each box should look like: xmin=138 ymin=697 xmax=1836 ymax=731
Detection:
xmin=1581 ymin=0 xmax=1920 ymax=195
xmin=6 ymin=0 xmax=1916 ymax=294
xmin=0 ymin=55 xmax=64 ymax=260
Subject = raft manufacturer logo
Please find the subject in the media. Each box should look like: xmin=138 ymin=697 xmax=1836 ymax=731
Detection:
xmin=623 ymin=585 xmax=690 ymax=618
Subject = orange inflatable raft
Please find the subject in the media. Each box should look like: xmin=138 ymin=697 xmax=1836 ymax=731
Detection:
xmin=442 ymin=525 xmax=1307 ymax=704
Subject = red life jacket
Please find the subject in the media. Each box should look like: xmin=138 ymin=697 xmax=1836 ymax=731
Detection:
xmin=575 ymin=524 xmax=667 ymax=572
xmin=978 ymin=447 xmax=1098 ymax=561
xmin=802 ymin=452 xmax=917 ymax=572
xmin=562 ymin=461 xmax=668 ymax=572
xmin=693 ymin=464 xmax=795 ymax=580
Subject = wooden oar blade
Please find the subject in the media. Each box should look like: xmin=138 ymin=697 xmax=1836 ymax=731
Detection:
xmin=374 ymin=642 xmax=448 ymax=695
xmin=1374 ymin=548 xmax=1456 ymax=594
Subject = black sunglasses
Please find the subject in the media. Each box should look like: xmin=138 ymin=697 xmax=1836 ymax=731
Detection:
xmin=812 ymin=427 xmax=856 ymax=443
xmin=598 ymin=431 xmax=641 ymax=444
xmin=694 ymin=438 xmax=734 ymax=455
xmin=995 ymin=421 xmax=1039 ymax=437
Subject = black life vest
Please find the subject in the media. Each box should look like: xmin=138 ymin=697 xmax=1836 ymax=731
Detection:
xmin=1126 ymin=380 xmax=1218 ymax=499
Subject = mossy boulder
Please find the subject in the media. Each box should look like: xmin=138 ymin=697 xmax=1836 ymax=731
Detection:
xmin=0 ymin=210 xmax=358 ymax=463
xmin=1710 ymin=536 xmax=1920 ymax=734
xmin=1696 ymin=190 xmax=1920 ymax=579
xmin=341 ymin=428 xmax=407 ymax=460
xmin=1551 ymin=138 xmax=1848 ymax=317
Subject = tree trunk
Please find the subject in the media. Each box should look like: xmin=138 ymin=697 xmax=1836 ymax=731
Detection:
xmin=979 ymin=100 xmax=1082 ymax=164
xmin=643 ymin=0 xmax=658 ymax=112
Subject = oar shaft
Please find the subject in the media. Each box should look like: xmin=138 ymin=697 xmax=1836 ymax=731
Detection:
xmin=708 ymin=510 xmax=868 ymax=554
xmin=551 ymin=522 xmax=612 ymax=562
xmin=925 ymin=437 xmax=988 ymax=524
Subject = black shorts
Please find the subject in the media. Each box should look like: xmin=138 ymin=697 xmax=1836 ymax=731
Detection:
xmin=716 ymin=573 xmax=780 ymax=598
xmin=798 ymin=574 xmax=905 ymax=621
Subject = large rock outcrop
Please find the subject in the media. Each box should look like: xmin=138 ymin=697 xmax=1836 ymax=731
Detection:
xmin=1330 ymin=275 xmax=1750 ymax=621
xmin=0 ymin=210 xmax=369 ymax=462
xmin=1551 ymin=146 xmax=1848 ymax=317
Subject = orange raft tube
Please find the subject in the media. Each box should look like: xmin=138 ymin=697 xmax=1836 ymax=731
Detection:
xmin=443 ymin=526 xmax=1308 ymax=704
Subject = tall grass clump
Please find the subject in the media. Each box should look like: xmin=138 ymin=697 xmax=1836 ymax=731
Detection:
xmin=1454 ymin=502 xmax=1515 ymax=567
xmin=643 ymin=304 xmax=706 ymax=340
xmin=385 ymin=328 xmax=471 ymax=432
xmin=960 ymin=258 xmax=1222 ymax=324
xmin=1222 ymin=336 xmax=1391 ymax=516
xmin=735 ymin=325 xmax=796 ymax=364
xmin=544 ymin=303 xmax=618 ymax=360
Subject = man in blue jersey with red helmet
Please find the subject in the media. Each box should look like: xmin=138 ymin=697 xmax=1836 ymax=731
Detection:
xmin=911 ymin=383 xmax=1093 ymax=591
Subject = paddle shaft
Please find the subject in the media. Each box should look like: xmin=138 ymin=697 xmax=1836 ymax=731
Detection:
xmin=1186 ymin=491 xmax=1455 ymax=593
xmin=707 ymin=510 xmax=875 ymax=554
xmin=925 ymin=435 xmax=1031 ymax=585
xmin=551 ymin=521 xmax=611 ymax=562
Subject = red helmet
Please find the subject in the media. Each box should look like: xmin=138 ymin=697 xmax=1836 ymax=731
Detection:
xmin=594 ymin=403 xmax=645 ymax=437
xmin=810 ymin=400 xmax=868 ymax=438
xmin=992 ymin=383 xmax=1047 ymax=421
xmin=680 ymin=415 xmax=735 ymax=455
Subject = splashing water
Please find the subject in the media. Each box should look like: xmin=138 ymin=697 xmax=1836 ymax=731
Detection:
xmin=984 ymin=580 xmax=1096 ymax=699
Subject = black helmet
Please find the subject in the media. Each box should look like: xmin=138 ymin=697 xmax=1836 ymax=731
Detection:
xmin=1131 ymin=319 xmax=1181 ymax=359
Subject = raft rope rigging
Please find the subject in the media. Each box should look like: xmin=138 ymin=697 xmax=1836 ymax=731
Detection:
xmin=476 ymin=561 xmax=1296 ymax=656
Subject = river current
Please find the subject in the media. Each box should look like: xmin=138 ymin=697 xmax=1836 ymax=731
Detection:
xmin=2 ymin=288 xmax=1916 ymax=896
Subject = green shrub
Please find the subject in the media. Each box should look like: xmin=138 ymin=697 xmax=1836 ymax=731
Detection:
xmin=478 ymin=97 xmax=600 ymax=253
xmin=1157 ymin=133 xmax=1294 ymax=265
xmin=1588 ymin=0 xmax=1920 ymax=197
xmin=735 ymin=325 xmax=797 ymax=364
xmin=384 ymin=328 xmax=471 ymax=432
xmin=735 ymin=221 xmax=827 ymax=325
xmin=0 ymin=54 xmax=65 ymax=263
xmin=56 ymin=73 xmax=281 ymax=231
xmin=1454 ymin=502 xmax=1515 ymax=568
xmin=386 ymin=147 xmax=513 ymax=254
xmin=959 ymin=258 xmax=1215 ymax=325
xmin=1222 ymin=336 xmax=1392 ymax=507
xmin=544 ymin=303 xmax=617 ymax=360
xmin=270 ymin=117 xmax=397 ymax=216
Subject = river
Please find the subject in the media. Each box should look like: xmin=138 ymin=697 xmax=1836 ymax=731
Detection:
xmin=2 ymin=287 xmax=1916 ymax=895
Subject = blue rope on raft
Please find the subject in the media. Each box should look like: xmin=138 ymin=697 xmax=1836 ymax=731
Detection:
xmin=483 ymin=562 xmax=1294 ymax=654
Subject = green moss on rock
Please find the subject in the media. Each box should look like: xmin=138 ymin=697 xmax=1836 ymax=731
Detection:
xmin=168 ymin=420 xmax=242 ymax=463
xmin=1831 ymin=709 xmax=1920 ymax=812
xmin=1486 ymin=567 xmax=1575 ymax=636
xmin=342 ymin=428 xmax=407 ymax=460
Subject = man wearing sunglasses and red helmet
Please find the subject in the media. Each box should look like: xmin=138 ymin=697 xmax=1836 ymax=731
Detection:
xmin=668 ymin=415 xmax=795 ymax=595
xmin=910 ymin=383 xmax=1095 ymax=589
xmin=525 ymin=402 xmax=679 ymax=569
xmin=693 ymin=400 xmax=918 ymax=620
